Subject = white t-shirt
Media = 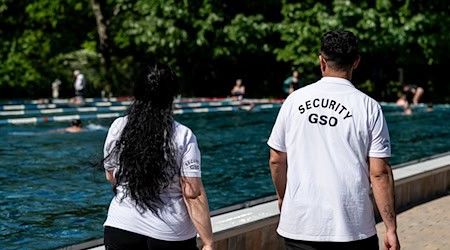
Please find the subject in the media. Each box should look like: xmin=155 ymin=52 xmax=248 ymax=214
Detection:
xmin=103 ymin=116 xmax=202 ymax=241
xmin=74 ymin=74 xmax=85 ymax=91
xmin=267 ymin=77 xmax=391 ymax=242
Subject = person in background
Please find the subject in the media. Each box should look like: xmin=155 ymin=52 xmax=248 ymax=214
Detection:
xmin=268 ymin=30 xmax=400 ymax=250
xmin=395 ymin=93 xmax=407 ymax=109
xmin=65 ymin=119 xmax=84 ymax=133
xmin=69 ymin=70 xmax=87 ymax=105
xmin=404 ymin=106 xmax=412 ymax=115
xmin=396 ymin=83 xmax=424 ymax=115
xmin=402 ymin=84 xmax=424 ymax=105
xmin=73 ymin=70 xmax=86 ymax=98
xmin=427 ymin=103 xmax=433 ymax=112
xmin=283 ymin=70 xmax=302 ymax=96
xmin=52 ymin=79 xmax=61 ymax=99
xmin=102 ymin=63 xmax=213 ymax=250
xmin=395 ymin=93 xmax=412 ymax=115
xmin=230 ymin=78 xmax=245 ymax=101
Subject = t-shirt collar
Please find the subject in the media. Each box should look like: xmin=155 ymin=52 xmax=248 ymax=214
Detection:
xmin=319 ymin=77 xmax=355 ymax=88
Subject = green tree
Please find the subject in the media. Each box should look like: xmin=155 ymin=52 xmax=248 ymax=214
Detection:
xmin=0 ymin=0 xmax=96 ymax=97
xmin=0 ymin=0 xmax=448 ymax=102
xmin=275 ymin=0 xmax=449 ymax=101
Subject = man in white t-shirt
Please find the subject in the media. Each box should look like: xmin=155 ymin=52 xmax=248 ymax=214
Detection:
xmin=267 ymin=30 xmax=400 ymax=250
xmin=73 ymin=70 xmax=86 ymax=97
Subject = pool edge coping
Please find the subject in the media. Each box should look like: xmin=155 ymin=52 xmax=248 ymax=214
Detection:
xmin=61 ymin=151 xmax=450 ymax=250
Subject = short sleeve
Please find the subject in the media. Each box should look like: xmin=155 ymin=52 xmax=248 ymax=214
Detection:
xmin=103 ymin=117 xmax=126 ymax=171
xmin=368 ymin=107 xmax=391 ymax=158
xmin=180 ymin=131 xmax=202 ymax=178
xmin=267 ymin=101 xmax=288 ymax=152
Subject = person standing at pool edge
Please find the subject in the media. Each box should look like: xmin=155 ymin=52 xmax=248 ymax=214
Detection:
xmin=283 ymin=71 xmax=302 ymax=95
xmin=230 ymin=78 xmax=245 ymax=100
xmin=73 ymin=70 xmax=86 ymax=98
xmin=102 ymin=63 xmax=213 ymax=250
xmin=268 ymin=30 xmax=400 ymax=250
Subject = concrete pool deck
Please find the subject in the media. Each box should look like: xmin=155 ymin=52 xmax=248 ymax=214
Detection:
xmin=376 ymin=194 xmax=449 ymax=250
xmin=82 ymin=196 xmax=450 ymax=250
xmin=72 ymin=152 xmax=450 ymax=250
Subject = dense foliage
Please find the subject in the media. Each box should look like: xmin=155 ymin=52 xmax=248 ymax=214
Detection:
xmin=1 ymin=0 xmax=449 ymax=102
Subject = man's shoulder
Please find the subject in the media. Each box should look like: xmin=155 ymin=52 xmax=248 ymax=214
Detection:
xmin=291 ymin=80 xmax=381 ymax=108
xmin=354 ymin=89 xmax=382 ymax=107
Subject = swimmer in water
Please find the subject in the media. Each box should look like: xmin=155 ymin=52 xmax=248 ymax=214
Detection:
xmin=65 ymin=119 xmax=84 ymax=133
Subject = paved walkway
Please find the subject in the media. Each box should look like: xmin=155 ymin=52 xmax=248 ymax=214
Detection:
xmin=376 ymin=195 xmax=450 ymax=250
xmin=87 ymin=195 xmax=450 ymax=250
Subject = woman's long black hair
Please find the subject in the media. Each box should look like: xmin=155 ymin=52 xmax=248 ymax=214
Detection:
xmin=109 ymin=63 xmax=179 ymax=214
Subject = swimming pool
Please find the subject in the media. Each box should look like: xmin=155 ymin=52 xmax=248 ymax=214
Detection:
xmin=0 ymin=104 xmax=449 ymax=249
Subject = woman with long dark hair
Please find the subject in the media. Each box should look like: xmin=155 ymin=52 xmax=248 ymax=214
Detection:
xmin=102 ymin=63 xmax=213 ymax=250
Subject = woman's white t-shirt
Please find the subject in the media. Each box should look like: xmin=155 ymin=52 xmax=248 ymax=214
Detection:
xmin=103 ymin=116 xmax=202 ymax=241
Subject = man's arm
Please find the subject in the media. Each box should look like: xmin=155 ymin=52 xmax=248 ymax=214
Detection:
xmin=269 ymin=148 xmax=287 ymax=210
xmin=369 ymin=157 xmax=400 ymax=250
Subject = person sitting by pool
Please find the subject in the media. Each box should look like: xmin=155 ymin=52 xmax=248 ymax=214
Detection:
xmin=230 ymin=79 xmax=245 ymax=101
xmin=65 ymin=119 xmax=85 ymax=133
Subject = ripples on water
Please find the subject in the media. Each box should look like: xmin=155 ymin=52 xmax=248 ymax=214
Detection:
xmin=0 ymin=105 xmax=449 ymax=249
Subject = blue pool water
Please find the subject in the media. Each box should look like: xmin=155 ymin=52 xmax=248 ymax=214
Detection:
xmin=0 ymin=104 xmax=449 ymax=249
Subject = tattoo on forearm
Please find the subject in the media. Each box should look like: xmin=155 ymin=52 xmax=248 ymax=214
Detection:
xmin=383 ymin=205 xmax=395 ymax=221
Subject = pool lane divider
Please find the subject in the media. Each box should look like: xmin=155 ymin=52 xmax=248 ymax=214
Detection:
xmin=0 ymin=97 xmax=132 ymax=105
xmin=0 ymin=103 xmax=282 ymax=125
xmin=0 ymin=99 xmax=283 ymax=111
xmin=0 ymin=97 xmax=230 ymax=105
xmin=0 ymin=102 xmax=246 ymax=116
xmin=0 ymin=106 xmax=129 ymax=117
xmin=1 ymin=100 xmax=284 ymax=117
xmin=0 ymin=113 xmax=122 ymax=125
xmin=0 ymin=104 xmax=58 ymax=111
xmin=0 ymin=101 xmax=133 ymax=111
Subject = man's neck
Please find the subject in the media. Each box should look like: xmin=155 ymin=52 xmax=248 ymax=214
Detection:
xmin=323 ymin=71 xmax=352 ymax=81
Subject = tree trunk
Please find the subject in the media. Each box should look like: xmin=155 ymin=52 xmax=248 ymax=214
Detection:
xmin=91 ymin=0 xmax=112 ymax=96
xmin=90 ymin=0 xmax=110 ymax=70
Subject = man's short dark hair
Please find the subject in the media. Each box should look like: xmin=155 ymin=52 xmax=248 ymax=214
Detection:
xmin=320 ymin=30 xmax=359 ymax=70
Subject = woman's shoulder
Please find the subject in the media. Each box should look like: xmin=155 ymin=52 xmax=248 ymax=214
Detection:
xmin=107 ymin=116 xmax=128 ymax=134
xmin=173 ymin=120 xmax=197 ymax=141
xmin=111 ymin=116 xmax=127 ymax=127
xmin=174 ymin=120 xmax=193 ymax=134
